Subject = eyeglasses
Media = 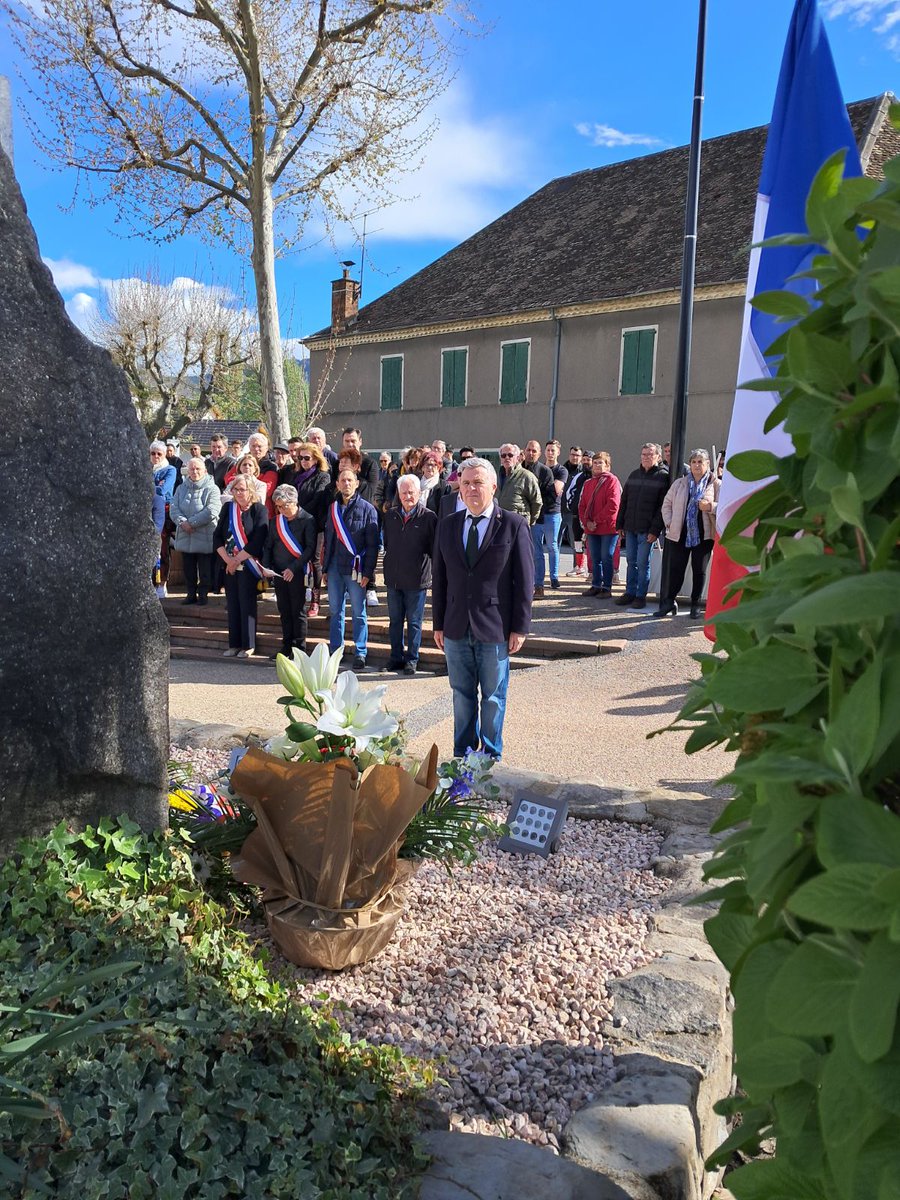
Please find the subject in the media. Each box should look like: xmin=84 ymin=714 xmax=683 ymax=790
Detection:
xmin=499 ymin=452 xmax=517 ymax=459
xmin=298 ymin=455 xmax=313 ymax=461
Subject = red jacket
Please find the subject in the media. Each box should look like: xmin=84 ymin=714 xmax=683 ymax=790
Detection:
xmin=578 ymin=472 xmax=621 ymax=535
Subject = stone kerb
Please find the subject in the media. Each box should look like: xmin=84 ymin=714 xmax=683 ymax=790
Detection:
xmin=493 ymin=767 xmax=732 ymax=1200
xmin=169 ymin=723 xmax=734 ymax=1200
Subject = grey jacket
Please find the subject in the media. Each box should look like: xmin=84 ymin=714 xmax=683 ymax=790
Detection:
xmin=170 ymin=474 xmax=222 ymax=554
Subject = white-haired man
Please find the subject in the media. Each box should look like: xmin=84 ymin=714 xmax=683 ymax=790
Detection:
xmin=432 ymin=457 xmax=533 ymax=760
xmin=304 ymin=426 xmax=338 ymax=475
xmin=382 ymin=474 xmax=437 ymax=675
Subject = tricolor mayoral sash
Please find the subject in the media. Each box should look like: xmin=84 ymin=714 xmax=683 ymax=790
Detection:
xmin=229 ymin=504 xmax=263 ymax=578
xmin=330 ymin=501 xmax=362 ymax=581
xmin=276 ymin=514 xmax=304 ymax=559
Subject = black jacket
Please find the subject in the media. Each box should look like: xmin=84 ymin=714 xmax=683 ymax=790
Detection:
xmin=262 ymin=509 xmax=317 ymax=575
xmin=213 ymin=501 xmax=268 ymax=559
xmin=617 ymin=465 xmax=669 ymax=537
xmin=382 ymin=504 xmax=438 ymax=591
xmin=524 ymin=460 xmax=556 ymax=522
xmin=295 ymin=469 xmax=333 ymax=532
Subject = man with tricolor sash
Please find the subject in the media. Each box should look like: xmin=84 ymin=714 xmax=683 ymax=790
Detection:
xmin=262 ymin=484 xmax=317 ymax=659
xmin=323 ymin=468 xmax=380 ymax=670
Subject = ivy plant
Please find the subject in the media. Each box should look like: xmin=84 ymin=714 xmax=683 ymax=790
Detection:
xmin=0 ymin=817 xmax=432 ymax=1198
xmin=668 ymin=140 xmax=900 ymax=1200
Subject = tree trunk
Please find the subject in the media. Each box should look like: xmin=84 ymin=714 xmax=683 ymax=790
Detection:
xmin=250 ymin=177 xmax=290 ymax=443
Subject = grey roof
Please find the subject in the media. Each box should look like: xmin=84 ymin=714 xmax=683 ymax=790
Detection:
xmin=314 ymin=95 xmax=897 ymax=339
xmin=175 ymin=419 xmax=262 ymax=446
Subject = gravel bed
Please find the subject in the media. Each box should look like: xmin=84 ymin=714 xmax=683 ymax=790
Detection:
xmin=169 ymin=745 xmax=670 ymax=1148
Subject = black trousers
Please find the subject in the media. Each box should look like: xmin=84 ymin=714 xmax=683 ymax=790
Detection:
xmin=273 ymin=574 xmax=308 ymax=655
xmin=181 ymin=551 xmax=213 ymax=601
xmin=224 ymin=569 xmax=259 ymax=650
xmin=662 ymin=536 xmax=713 ymax=605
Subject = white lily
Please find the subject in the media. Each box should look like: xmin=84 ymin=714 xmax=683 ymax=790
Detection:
xmin=292 ymin=643 xmax=343 ymax=702
xmin=316 ymin=672 xmax=400 ymax=750
xmin=264 ymin=733 xmax=300 ymax=761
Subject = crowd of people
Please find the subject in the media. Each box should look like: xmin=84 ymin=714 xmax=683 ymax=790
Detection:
xmin=151 ymin=427 xmax=723 ymax=671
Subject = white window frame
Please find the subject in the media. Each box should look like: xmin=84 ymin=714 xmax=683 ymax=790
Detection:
xmin=440 ymin=345 xmax=469 ymax=408
xmin=498 ymin=337 xmax=531 ymax=405
xmin=618 ymin=324 xmax=659 ymax=396
xmin=380 ymin=352 xmax=405 ymax=411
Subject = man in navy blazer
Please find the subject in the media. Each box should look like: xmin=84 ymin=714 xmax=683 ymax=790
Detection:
xmin=432 ymin=456 xmax=533 ymax=760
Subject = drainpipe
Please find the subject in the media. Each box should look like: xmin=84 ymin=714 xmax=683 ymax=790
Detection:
xmin=549 ymin=311 xmax=562 ymax=442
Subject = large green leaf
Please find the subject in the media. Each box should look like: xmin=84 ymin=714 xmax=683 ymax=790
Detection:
xmin=705 ymin=644 xmax=822 ymax=714
xmin=778 ymin=573 xmax=900 ymax=626
xmin=726 ymin=1157 xmax=828 ymax=1200
xmin=817 ymin=793 xmax=900 ymax=869
xmin=787 ymin=864 xmax=894 ymax=931
xmin=825 ymin=659 xmax=882 ymax=777
xmin=849 ymin=934 xmax=900 ymax=1063
xmin=766 ymin=939 xmax=859 ymax=1035
xmin=737 ymin=1035 xmax=821 ymax=1092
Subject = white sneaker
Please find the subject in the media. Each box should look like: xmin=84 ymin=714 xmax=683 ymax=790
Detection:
xmin=565 ymin=567 xmax=581 ymax=577
xmin=156 ymin=583 xmax=168 ymax=598
xmin=366 ymin=589 xmax=380 ymax=606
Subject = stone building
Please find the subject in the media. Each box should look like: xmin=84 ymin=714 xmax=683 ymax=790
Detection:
xmin=306 ymin=94 xmax=899 ymax=467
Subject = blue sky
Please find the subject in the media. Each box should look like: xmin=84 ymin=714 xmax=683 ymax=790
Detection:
xmin=1 ymin=0 xmax=897 ymax=351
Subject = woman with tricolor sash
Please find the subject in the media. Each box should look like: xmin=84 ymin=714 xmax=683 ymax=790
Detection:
xmin=212 ymin=476 xmax=268 ymax=658
xmin=323 ymin=468 xmax=379 ymax=670
xmin=262 ymin=484 xmax=317 ymax=658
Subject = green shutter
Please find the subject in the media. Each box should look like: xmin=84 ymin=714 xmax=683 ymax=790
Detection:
xmin=620 ymin=329 xmax=656 ymax=395
xmin=441 ymin=348 xmax=467 ymax=408
xmin=380 ymin=356 xmax=402 ymax=411
xmin=500 ymin=341 xmax=528 ymax=405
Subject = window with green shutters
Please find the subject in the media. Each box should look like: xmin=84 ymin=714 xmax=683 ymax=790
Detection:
xmin=499 ymin=340 xmax=529 ymax=405
xmin=380 ymin=354 xmax=403 ymax=411
xmin=619 ymin=327 xmax=657 ymax=395
xmin=441 ymin=347 xmax=468 ymax=408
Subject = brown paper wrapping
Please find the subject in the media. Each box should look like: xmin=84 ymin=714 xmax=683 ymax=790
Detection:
xmin=229 ymin=744 xmax=438 ymax=969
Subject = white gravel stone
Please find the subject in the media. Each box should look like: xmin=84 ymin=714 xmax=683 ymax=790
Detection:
xmin=170 ymin=745 xmax=670 ymax=1149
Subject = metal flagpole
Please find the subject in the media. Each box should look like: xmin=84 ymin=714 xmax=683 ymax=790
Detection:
xmin=669 ymin=0 xmax=709 ymax=480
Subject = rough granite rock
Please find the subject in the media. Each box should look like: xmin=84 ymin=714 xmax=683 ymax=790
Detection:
xmin=0 ymin=145 xmax=168 ymax=844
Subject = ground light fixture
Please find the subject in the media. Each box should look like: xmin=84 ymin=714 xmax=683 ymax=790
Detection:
xmin=498 ymin=793 xmax=568 ymax=858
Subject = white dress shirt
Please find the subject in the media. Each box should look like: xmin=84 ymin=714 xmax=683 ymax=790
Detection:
xmin=462 ymin=502 xmax=495 ymax=552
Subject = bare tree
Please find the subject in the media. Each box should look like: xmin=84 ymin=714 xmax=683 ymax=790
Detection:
xmin=6 ymin=0 xmax=464 ymax=442
xmin=88 ymin=273 xmax=254 ymax=435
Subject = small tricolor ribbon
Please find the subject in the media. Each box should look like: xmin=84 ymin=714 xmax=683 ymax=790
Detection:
xmin=230 ymin=505 xmax=263 ymax=578
xmin=330 ymin=500 xmax=361 ymax=578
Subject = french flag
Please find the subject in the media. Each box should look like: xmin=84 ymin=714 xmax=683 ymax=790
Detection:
xmin=705 ymin=0 xmax=861 ymax=638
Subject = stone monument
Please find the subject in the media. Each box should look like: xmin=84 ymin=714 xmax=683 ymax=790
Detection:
xmin=0 ymin=130 xmax=169 ymax=846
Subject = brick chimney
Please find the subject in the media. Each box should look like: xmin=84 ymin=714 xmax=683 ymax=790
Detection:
xmin=331 ymin=266 xmax=360 ymax=334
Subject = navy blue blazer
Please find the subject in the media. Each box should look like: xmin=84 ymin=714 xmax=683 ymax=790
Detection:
xmin=431 ymin=506 xmax=533 ymax=643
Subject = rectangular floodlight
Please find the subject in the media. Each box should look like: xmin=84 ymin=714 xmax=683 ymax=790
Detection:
xmin=498 ymin=793 xmax=568 ymax=858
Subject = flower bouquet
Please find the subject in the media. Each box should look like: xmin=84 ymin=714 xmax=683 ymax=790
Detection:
xmin=172 ymin=646 xmax=505 ymax=967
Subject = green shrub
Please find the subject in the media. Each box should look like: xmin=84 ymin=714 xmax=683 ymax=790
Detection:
xmin=0 ymin=818 xmax=431 ymax=1198
xmin=670 ymin=146 xmax=900 ymax=1199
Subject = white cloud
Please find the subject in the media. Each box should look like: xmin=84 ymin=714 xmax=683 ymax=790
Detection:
xmin=322 ymin=80 xmax=531 ymax=245
xmin=282 ymin=338 xmax=309 ymax=361
xmin=43 ymin=257 xmax=99 ymax=291
xmin=65 ymin=291 xmax=99 ymax=332
xmin=574 ymin=122 xmax=664 ymax=149
xmin=824 ymin=1 xmax=900 ymax=53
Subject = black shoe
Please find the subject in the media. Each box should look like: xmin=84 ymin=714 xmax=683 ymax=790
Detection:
xmin=690 ymin=604 xmax=702 ymax=619
xmin=615 ymin=594 xmax=636 ymax=606
xmin=550 ymin=578 xmax=561 ymax=589
xmin=582 ymin=586 xmax=602 ymax=597
xmin=652 ymin=601 xmax=678 ymax=618
xmin=631 ymin=597 xmax=647 ymax=610
xmin=386 ymin=659 xmax=405 ymax=671
xmin=403 ymin=661 xmax=417 ymax=676
xmin=352 ymin=655 xmax=367 ymax=670
xmin=182 ymin=595 xmax=198 ymax=605
xmin=197 ymin=595 xmax=208 ymax=606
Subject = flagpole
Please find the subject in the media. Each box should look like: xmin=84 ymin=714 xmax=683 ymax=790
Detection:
xmin=669 ymin=0 xmax=708 ymax=479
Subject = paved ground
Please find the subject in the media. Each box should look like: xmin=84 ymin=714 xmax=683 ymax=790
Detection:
xmin=169 ymin=573 xmax=734 ymax=796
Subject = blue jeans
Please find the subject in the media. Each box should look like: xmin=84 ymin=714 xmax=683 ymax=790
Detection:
xmin=443 ymin=631 xmax=510 ymax=759
xmin=532 ymin=513 xmax=562 ymax=585
xmin=587 ymin=533 xmax=619 ymax=589
xmin=624 ymin=531 xmax=654 ymax=599
xmin=327 ymin=571 xmax=368 ymax=658
xmin=387 ymin=587 xmax=426 ymax=663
